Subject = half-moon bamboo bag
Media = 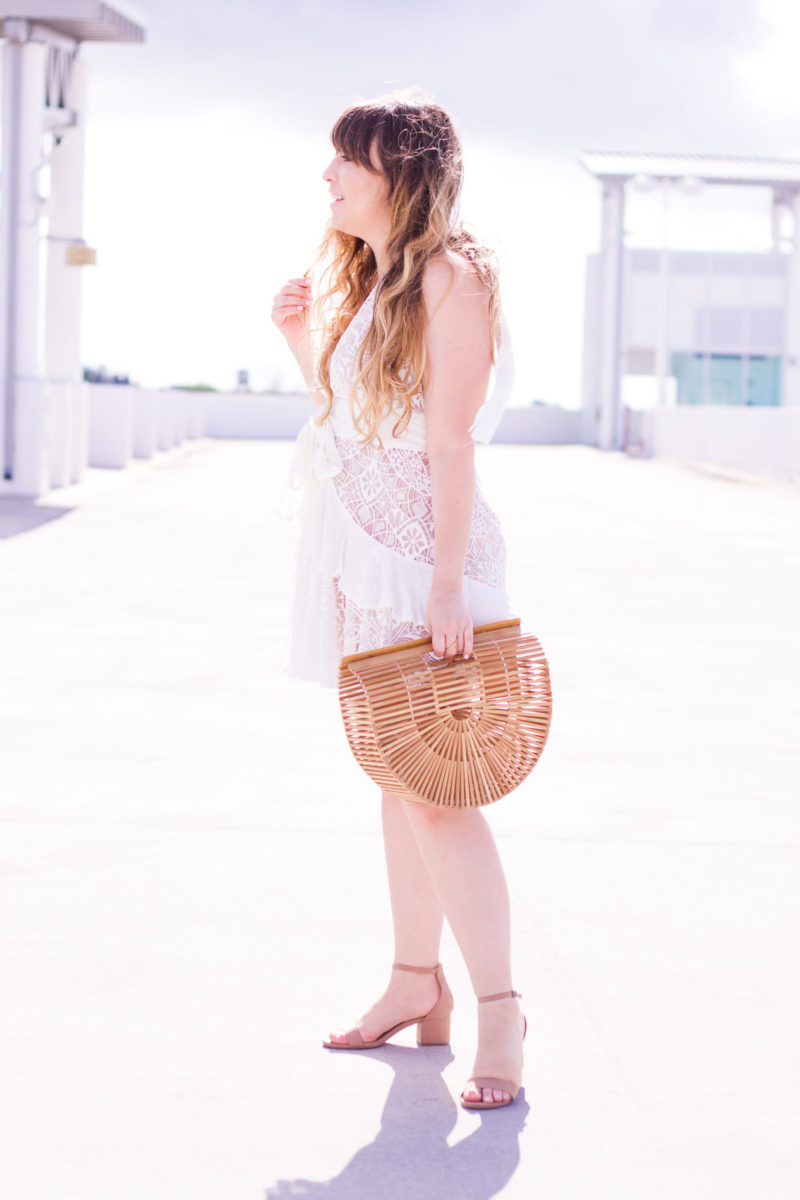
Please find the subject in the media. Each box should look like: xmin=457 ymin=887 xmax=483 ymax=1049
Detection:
xmin=338 ymin=618 xmax=552 ymax=808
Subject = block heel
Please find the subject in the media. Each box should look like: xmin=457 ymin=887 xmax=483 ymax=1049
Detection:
xmin=417 ymin=1012 xmax=451 ymax=1045
xmin=323 ymin=961 xmax=454 ymax=1050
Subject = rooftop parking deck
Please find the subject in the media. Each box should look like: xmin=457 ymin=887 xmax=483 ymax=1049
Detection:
xmin=1 ymin=439 xmax=798 ymax=1199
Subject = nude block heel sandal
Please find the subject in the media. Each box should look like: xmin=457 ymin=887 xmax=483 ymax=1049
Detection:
xmin=322 ymin=962 xmax=454 ymax=1050
xmin=460 ymin=989 xmax=527 ymax=1110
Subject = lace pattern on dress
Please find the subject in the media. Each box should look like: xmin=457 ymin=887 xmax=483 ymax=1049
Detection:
xmin=331 ymin=432 xmax=506 ymax=590
xmin=333 ymin=576 xmax=430 ymax=657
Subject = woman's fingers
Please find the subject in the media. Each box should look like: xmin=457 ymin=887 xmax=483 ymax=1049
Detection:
xmin=271 ymin=277 xmax=312 ymax=327
xmin=430 ymin=629 xmax=446 ymax=657
xmin=281 ymin=282 xmax=311 ymax=302
xmin=430 ymin=624 xmax=472 ymax=659
xmin=274 ymin=288 xmax=311 ymax=310
xmin=431 ymin=628 xmax=459 ymax=657
xmin=286 ymin=277 xmax=312 ymax=302
xmin=273 ymin=299 xmax=308 ymax=322
xmin=272 ymin=305 xmax=304 ymax=330
xmin=426 ymin=588 xmax=472 ymax=658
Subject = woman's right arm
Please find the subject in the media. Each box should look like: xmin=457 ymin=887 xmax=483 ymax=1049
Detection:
xmin=271 ymin=275 xmax=327 ymax=409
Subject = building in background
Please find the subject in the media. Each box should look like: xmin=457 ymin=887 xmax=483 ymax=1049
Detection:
xmin=579 ymin=152 xmax=800 ymax=453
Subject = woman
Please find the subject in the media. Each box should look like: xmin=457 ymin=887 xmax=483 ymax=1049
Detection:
xmin=272 ymin=96 xmax=525 ymax=1110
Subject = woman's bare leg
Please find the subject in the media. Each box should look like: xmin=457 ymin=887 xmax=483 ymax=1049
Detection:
xmin=400 ymin=799 xmax=524 ymax=1104
xmin=326 ymin=790 xmax=445 ymax=1044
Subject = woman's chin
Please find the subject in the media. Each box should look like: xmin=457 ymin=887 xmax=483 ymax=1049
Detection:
xmin=329 ymin=211 xmax=357 ymax=238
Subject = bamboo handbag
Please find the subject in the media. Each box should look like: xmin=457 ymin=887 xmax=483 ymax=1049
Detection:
xmin=338 ymin=618 xmax=552 ymax=808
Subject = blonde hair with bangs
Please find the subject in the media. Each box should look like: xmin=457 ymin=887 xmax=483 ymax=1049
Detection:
xmin=311 ymin=96 xmax=500 ymax=444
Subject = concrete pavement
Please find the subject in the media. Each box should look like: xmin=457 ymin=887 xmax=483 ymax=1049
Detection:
xmin=1 ymin=438 xmax=798 ymax=1199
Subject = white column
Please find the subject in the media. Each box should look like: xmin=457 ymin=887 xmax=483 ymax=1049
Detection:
xmin=782 ymin=191 xmax=800 ymax=407
xmin=0 ymin=26 xmax=49 ymax=494
xmin=45 ymin=53 xmax=86 ymax=382
xmin=654 ymin=182 xmax=672 ymax=410
xmin=0 ymin=28 xmax=27 ymax=482
xmin=44 ymin=50 xmax=88 ymax=488
xmin=596 ymin=179 xmax=625 ymax=450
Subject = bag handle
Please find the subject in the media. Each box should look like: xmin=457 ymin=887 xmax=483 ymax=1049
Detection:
xmin=340 ymin=617 xmax=521 ymax=669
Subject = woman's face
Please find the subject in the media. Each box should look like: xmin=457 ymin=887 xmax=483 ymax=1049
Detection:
xmin=323 ymin=138 xmax=391 ymax=243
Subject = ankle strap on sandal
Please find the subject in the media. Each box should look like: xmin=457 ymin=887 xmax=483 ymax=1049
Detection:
xmin=393 ymin=962 xmax=440 ymax=974
xmin=477 ymin=989 xmax=522 ymax=1003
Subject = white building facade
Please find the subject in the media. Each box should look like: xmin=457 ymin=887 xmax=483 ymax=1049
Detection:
xmin=580 ymin=152 xmax=800 ymax=477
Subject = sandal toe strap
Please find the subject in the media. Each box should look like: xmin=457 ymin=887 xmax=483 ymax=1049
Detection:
xmin=464 ymin=1075 xmax=519 ymax=1096
xmin=330 ymin=1026 xmax=364 ymax=1048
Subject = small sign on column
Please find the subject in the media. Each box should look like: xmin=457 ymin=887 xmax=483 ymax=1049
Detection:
xmin=65 ymin=244 xmax=97 ymax=266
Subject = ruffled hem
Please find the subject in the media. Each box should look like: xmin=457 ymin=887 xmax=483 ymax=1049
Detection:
xmin=288 ymin=476 xmax=510 ymax=688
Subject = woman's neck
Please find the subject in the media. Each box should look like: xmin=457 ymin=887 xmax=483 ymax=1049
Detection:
xmin=364 ymin=230 xmax=390 ymax=281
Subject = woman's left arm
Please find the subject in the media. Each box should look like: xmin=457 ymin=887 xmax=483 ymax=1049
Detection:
xmin=422 ymin=258 xmax=493 ymax=659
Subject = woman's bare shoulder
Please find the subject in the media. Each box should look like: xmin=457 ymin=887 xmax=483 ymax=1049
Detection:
xmin=421 ymin=252 xmax=488 ymax=323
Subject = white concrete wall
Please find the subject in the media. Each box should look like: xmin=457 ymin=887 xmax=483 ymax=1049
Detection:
xmin=492 ymin=405 xmax=583 ymax=444
xmin=48 ymin=381 xmax=88 ymax=488
xmin=88 ymin=383 xmax=134 ymax=468
xmin=204 ymin=392 xmax=315 ymax=439
xmin=87 ymin=386 xmax=207 ymax=470
xmin=73 ymin=386 xmax=800 ymax=489
xmin=629 ymin=404 xmax=800 ymax=481
xmin=133 ymin=389 xmax=159 ymax=459
xmin=202 ymin=391 xmax=583 ymax=444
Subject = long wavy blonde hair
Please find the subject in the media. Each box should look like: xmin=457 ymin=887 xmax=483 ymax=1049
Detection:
xmin=311 ymin=96 xmax=500 ymax=444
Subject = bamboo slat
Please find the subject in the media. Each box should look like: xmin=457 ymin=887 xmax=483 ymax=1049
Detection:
xmin=338 ymin=620 xmax=553 ymax=808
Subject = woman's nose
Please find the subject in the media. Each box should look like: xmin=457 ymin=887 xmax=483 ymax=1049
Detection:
xmin=322 ymin=157 xmax=337 ymax=182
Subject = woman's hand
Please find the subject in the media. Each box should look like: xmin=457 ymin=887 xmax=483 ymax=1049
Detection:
xmin=426 ymin=584 xmax=474 ymax=659
xmin=271 ymin=275 xmax=312 ymax=351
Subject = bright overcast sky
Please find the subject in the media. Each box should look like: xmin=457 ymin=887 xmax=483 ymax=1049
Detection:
xmin=57 ymin=0 xmax=800 ymax=404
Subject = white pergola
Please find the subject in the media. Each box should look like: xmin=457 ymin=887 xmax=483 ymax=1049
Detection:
xmin=579 ymin=150 xmax=800 ymax=451
xmin=0 ymin=1 xmax=146 ymax=495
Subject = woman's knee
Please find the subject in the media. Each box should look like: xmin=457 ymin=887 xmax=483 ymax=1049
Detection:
xmin=383 ymin=789 xmax=444 ymax=822
xmin=401 ymin=795 xmax=477 ymax=833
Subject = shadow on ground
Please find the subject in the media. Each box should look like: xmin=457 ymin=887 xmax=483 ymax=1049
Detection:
xmin=0 ymin=498 xmax=74 ymax=539
xmin=264 ymin=1046 xmax=528 ymax=1199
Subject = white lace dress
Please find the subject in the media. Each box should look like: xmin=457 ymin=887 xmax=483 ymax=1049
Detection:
xmin=287 ymin=282 xmax=511 ymax=688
